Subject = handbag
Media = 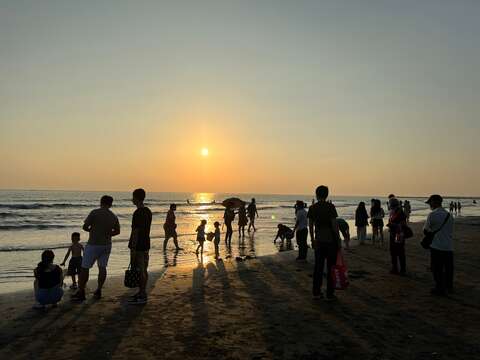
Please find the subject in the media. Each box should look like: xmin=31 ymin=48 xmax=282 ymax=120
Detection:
xmin=421 ymin=213 xmax=450 ymax=249
xmin=331 ymin=250 xmax=349 ymax=290
xmin=124 ymin=263 xmax=141 ymax=288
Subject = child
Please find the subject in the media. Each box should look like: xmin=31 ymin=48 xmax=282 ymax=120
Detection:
xmin=213 ymin=221 xmax=221 ymax=259
xmin=60 ymin=232 xmax=84 ymax=289
xmin=196 ymin=220 xmax=207 ymax=256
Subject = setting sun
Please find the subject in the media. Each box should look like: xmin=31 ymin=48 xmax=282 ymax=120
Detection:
xmin=201 ymin=148 xmax=209 ymax=157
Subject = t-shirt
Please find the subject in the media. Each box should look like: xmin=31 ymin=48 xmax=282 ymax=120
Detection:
xmin=35 ymin=265 xmax=62 ymax=289
xmin=164 ymin=210 xmax=176 ymax=231
xmin=129 ymin=207 xmax=152 ymax=251
xmin=307 ymin=201 xmax=338 ymax=243
xmin=355 ymin=208 xmax=369 ymax=227
xmin=84 ymin=208 xmax=120 ymax=246
xmin=295 ymin=208 xmax=308 ymax=231
xmin=424 ymin=207 xmax=454 ymax=251
xmin=247 ymin=203 xmax=257 ymax=218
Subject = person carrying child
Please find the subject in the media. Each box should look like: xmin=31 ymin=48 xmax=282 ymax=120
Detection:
xmin=60 ymin=232 xmax=84 ymax=289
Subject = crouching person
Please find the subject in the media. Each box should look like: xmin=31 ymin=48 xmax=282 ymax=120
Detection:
xmin=34 ymin=250 xmax=64 ymax=309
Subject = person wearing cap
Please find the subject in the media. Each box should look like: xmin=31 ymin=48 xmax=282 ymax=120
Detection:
xmin=424 ymin=195 xmax=454 ymax=296
xmin=293 ymin=200 xmax=308 ymax=261
xmin=387 ymin=197 xmax=407 ymax=275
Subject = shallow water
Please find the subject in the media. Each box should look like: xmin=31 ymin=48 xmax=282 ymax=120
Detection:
xmin=0 ymin=190 xmax=478 ymax=294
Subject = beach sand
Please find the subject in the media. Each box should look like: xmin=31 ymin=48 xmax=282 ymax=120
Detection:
xmin=1 ymin=217 xmax=480 ymax=360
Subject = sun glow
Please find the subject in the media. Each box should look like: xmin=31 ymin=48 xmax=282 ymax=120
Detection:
xmin=201 ymin=148 xmax=209 ymax=157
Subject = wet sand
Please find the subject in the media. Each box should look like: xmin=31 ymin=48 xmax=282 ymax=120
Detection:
xmin=1 ymin=217 xmax=480 ymax=360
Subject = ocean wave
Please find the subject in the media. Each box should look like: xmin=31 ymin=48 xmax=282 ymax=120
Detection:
xmin=0 ymin=224 xmax=76 ymax=231
xmin=0 ymin=203 xmax=94 ymax=210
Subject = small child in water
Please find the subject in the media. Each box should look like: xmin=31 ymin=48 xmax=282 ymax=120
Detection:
xmin=60 ymin=232 xmax=84 ymax=289
xmin=196 ymin=220 xmax=207 ymax=256
xmin=213 ymin=221 xmax=221 ymax=259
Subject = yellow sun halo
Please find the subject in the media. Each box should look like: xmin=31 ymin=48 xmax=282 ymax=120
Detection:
xmin=201 ymin=148 xmax=209 ymax=156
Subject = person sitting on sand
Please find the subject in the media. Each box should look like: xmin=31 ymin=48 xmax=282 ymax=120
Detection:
xmin=336 ymin=218 xmax=351 ymax=250
xmin=71 ymin=195 xmax=120 ymax=302
xmin=424 ymin=195 xmax=454 ymax=296
xmin=196 ymin=220 xmax=207 ymax=256
xmin=60 ymin=232 xmax=84 ymax=289
xmin=238 ymin=203 xmax=248 ymax=237
xmin=164 ymin=204 xmax=182 ymax=251
xmin=370 ymin=199 xmax=385 ymax=246
xmin=34 ymin=250 xmax=64 ymax=309
xmin=355 ymin=202 xmax=369 ymax=245
xmin=387 ymin=198 xmax=407 ymax=275
xmin=308 ymin=185 xmax=341 ymax=301
xmin=128 ymin=188 xmax=152 ymax=305
xmin=247 ymin=198 xmax=259 ymax=232
xmin=293 ymin=201 xmax=309 ymax=261
xmin=223 ymin=207 xmax=235 ymax=246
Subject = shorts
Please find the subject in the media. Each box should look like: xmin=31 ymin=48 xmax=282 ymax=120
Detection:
xmin=35 ymin=286 xmax=64 ymax=305
xmin=82 ymin=244 xmax=112 ymax=269
xmin=67 ymin=256 xmax=83 ymax=275
xmin=131 ymin=250 xmax=149 ymax=272
xmin=372 ymin=219 xmax=384 ymax=228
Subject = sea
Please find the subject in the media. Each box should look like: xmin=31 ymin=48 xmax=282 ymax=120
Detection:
xmin=1 ymin=190 xmax=478 ymax=294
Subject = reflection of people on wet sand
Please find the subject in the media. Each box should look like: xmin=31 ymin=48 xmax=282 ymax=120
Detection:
xmin=238 ymin=203 xmax=248 ymax=237
xmin=247 ymin=198 xmax=259 ymax=232
xmin=163 ymin=248 xmax=180 ymax=267
xmin=164 ymin=204 xmax=182 ymax=250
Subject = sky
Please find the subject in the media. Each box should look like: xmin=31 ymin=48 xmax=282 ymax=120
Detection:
xmin=1 ymin=0 xmax=479 ymax=196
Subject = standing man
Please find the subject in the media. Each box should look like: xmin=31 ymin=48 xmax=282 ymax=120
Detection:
xmin=247 ymin=198 xmax=259 ymax=232
xmin=424 ymin=195 xmax=454 ymax=296
xmin=293 ymin=200 xmax=308 ymax=261
xmin=128 ymin=188 xmax=152 ymax=305
xmin=72 ymin=195 xmax=120 ymax=302
xmin=308 ymin=185 xmax=341 ymax=301
xmin=164 ymin=204 xmax=182 ymax=251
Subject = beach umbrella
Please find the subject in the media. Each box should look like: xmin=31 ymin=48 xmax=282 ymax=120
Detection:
xmin=222 ymin=197 xmax=245 ymax=209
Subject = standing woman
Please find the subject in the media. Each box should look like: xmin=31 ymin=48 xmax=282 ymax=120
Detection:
xmin=164 ymin=204 xmax=182 ymax=251
xmin=247 ymin=198 xmax=259 ymax=232
xmin=238 ymin=203 xmax=248 ymax=237
xmin=370 ymin=199 xmax=385 ymax=246
xmin=33 ymin=250 xmax=64 ymax=309
xmin=355 ymin=202 xmax=369 ymax=245
xmin=224 ymin=206 xmax=235 ymax=246
xmin=387 ymin=198 xmax=407 ymax=275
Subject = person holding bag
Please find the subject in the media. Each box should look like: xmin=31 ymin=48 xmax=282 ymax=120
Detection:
xmin=423 ymin=195 xmax=454 ymax=296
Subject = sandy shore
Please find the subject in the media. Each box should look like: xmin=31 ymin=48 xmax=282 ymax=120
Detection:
xmin=1 ymin=217 xmax=480 ymax=360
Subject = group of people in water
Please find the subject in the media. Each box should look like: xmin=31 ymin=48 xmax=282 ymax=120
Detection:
xmin=32 ymin=186 xmax=456 ymax=309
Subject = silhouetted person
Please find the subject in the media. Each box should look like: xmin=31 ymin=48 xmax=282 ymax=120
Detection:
xmin=247 ymin=198 xmax=259 ymax=232
xmin=294 ymin=200 xmax=308 ymax=261
xmin=424 ymin=195 xmax=454 ymax=296
xmin=454 ymin=202 xmax=457 ymax=215
xmin=196 ymin=219 xmax=207 ymax=256
xmin=308 ymin=185 xmax=341 ymax=301
xmin=449 ymin=201 xmax=454 ymax=213
xmin=128 ymin=189 xmax=152 ymax=305
xmin=387 ymin=198 xmax=407 ymax=275
xmin=164 ymin=204 xmax=182 ymax=250
xmin=72 ymin=195 xmax=120 ymax=302
xmin=274 ymin=223 xmax=294 ymax=243
xmin=355 ymin=202 xmax=369 ymax=245
xmin=60 ymin=232 xmax=84 ymax=289
xmin=223 ymin=206 xmax=235 ymax=246
xmin=336 ymin=218 xmax=351 ymax=250
xmin=33 ymin=250 xmax=64 ymax=309
xmin=403 ymin=200 xmax=412 ymax=222
xmin=213 ymin=221 xmax=221 ymax=259
xmin=457 ymin=201 xmax=462 ymax=215
xmin=370 ymin=199 xmax=385 ymax=246
xmin=238 ymin=203 xmax=248 ymax=237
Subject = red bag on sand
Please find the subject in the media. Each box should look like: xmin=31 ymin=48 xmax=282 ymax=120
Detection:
xmin=331 ymin=250 xmax=349 ymax=290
